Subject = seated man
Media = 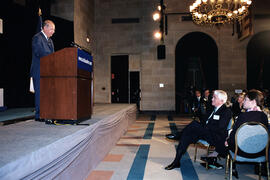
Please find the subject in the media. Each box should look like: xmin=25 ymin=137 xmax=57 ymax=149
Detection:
xmin=166 ymin=89 xmax=214 ymax=141
xmin=165 ymin=90 xmax=232 ymax=170
xmin=200 ymin=89 xmax=214 ymax=123
xmin=191 ymin=90 xmax=203 ymax=120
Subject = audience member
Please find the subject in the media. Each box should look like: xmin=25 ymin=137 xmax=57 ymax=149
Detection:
xmin=200 ymin=89 xmax=214 ymax=124
xmin=191 ymin=90 xmax=203 ymax=121
xmin=231 ymin=92 xmax=246 ymax=118
xmin=225 ymin=89 xmax=268 ymax=178
xmin=166 ymin=89 xmax=214 ymax=140
xmin=165 ymin=90 xmax=232 ymax=170
xmin=262 ymin=89 xmax=270 ymax=108
xmin=226 ymin=89 xmax=268 ymax=157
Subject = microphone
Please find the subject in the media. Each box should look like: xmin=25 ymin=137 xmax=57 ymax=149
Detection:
xmin=70 ymin=42 xmax=92 ymax=55
xmin=70 ymin=41 xmax=82 ymax=49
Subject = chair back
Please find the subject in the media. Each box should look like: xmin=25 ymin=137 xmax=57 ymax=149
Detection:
xmin=234 ymin=122 xmax=269 ymax=160
xmin=227 ymin=118 xmax=234 ymax=130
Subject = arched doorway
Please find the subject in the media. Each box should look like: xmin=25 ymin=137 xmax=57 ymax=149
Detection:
xmin=175 ymin=32 xmax=218 ymax=114
xmin=247 ymin=31 xmax=270 ymax=90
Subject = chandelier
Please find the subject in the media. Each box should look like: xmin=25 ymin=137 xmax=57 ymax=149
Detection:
xmin=189 ymin=0 xmax=252 ymax=25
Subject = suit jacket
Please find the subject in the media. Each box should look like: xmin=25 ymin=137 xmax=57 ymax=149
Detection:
xmin=228 ymin=111 xmax=268 ymax=158
xmin=192 ymin=96 xmax=204 ymax=119
xmin=201 ymin=95 xmax=214 ymax=115
xmin=30 ymin=31 xmax=54 ymax=78
xmin=205 ymin=104 xmax=232 ymax=152
xmin=192 ymin=96 xmax=202 ymax=109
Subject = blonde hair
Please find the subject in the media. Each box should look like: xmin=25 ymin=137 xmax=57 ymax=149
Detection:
xmin=238 ymin=92 xmax=246 ymax=98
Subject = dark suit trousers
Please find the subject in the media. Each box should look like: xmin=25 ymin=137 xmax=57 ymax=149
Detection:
xmin=33 ymin=76 xmax=40 ymax=119
xmin=173 ymin=120 xmax=215 ymax=164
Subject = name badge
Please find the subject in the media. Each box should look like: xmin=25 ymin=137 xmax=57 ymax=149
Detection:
xmin=213 ymin=115 xmax=220 ymax=120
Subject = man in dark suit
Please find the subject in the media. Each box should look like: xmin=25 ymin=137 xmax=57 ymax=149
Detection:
xmin=166 ymin=90 xmax=203 ymax=141
xmin=200 ymin=89 xmax=214 ymax=124
xmin=165 ymin=89 xmax=213 ymax=140
xmin=165 ymin=90 xmax=232 ymax=170
xmin=30 ymin=20 xmax=55 ymax=121
xmin=192 ymin=90 xmax=203 ymax=121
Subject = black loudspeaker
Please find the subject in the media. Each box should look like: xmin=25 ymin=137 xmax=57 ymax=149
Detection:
xmin=157 ymin=45 xmax=165 ymax=60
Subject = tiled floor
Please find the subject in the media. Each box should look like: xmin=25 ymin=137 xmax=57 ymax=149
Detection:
xmin=87 ymin=114 xmax=267 ymax=180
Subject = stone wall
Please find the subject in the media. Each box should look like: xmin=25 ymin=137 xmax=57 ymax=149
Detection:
xmin=94 ymin=0 xmax=144 ymax=103
xmin=93 ymin=0 xmax=270 ymax=110
xmin=74 ymin=0 xmax=94 ymax=53
xmin=51 ymin=0 xmax=74 ymax=21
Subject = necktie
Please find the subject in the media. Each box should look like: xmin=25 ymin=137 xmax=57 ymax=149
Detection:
xmin=48 ymin=39 xmax=53 ymax=52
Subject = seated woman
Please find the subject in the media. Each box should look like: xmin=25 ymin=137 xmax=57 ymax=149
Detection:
xmin=226 ymin=89 xmax=268 ymax=157
xmin=231 ymin=92 xmax=246 ymax=119
xmin=225 ymin=89 xmax=268 ymax=178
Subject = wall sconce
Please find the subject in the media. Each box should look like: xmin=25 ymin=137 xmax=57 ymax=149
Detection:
xmin=153 ymin=0 xmax=166 ymax=60
xmin=152 ymin=0 xmax=190 ymax=43
xmin=154 ymin=31 xmax=162 ymax=39
xmin=153 ymin=12 xmax=160 ymax=21
xmin=153 ymin=0 xmax=190 ymax=60
xmin=153 ymin=0 xmax=165 ymax=44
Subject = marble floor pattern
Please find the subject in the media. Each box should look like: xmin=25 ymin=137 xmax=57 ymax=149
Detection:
xmin=86 ymin=114 xmax=267 ymax=180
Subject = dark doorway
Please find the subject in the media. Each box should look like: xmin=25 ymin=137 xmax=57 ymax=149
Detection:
xmin=247 ymin=31 xmax=270 ymax=90
xmin=130 ymin=71 xmax=140 ymax=103
xmin=175 ymin=32 xmax=218 ymax=114
xmin=111 ymin=55 xmax=129 ymax=103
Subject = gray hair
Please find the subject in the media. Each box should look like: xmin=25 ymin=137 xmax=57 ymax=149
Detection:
xmin=42 ymin=20 xmax=54 ymax=29
xmin=214 ymin=90 xmax=228 ymax=103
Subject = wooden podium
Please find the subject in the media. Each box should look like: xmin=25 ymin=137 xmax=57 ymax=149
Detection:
xmin=40 ymin=47 xmax=93 ymax=122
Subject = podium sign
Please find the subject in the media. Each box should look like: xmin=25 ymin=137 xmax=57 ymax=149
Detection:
xmin=40 ymin=47 xmax=93 ymax=121
xmin=77 ymin=49 xmax=93 ymax=72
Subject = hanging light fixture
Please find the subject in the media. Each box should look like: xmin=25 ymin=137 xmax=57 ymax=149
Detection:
xmin=189 ymin=0 xmax=252 ymax=25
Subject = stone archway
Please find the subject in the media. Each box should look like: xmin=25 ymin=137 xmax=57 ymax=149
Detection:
xmin=247 ymin=31 xmax=270 ymax=90
xmin=175 ymin=32 xmax=218 ymax=113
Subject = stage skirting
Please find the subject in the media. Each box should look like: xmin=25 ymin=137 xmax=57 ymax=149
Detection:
xmin=0 ymin=104 xmax=136 ymax=180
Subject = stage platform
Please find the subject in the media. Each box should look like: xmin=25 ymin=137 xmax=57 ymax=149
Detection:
xmin=0 ymin=108 xmax=34 ymax=125
xmin=0 ymin=103 xmax=137 ymax=180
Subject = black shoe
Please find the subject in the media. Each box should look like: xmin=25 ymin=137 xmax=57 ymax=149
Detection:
xmin=165 ymin=133 xmax=181 ymax=140
xmin=200 ymin=156 xmax=217 ymax=163
xmin=45 ymin=119 xmax=54 ymax=124
xmin=200 ymin=156 xmax=208 ymax=162
xmin=165 ymin=162 xmax=180 ymax=170
xmin=35 ymin=118 xmax=45 ymax=122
